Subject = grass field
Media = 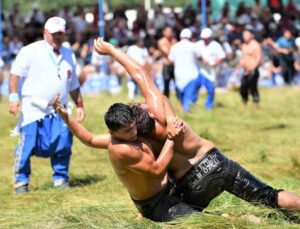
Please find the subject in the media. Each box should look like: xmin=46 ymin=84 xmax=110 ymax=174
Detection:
xmin=0 ymin=87 xmax=300 ymax=229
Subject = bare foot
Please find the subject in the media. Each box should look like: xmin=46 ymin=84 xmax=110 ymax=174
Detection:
xmin=241 ymin=214 xmax=263 ymax=224
xmin=221 ymin=213 xmax=235 ymax=221
xmin=253 ymin=103 xmax=259 ymax=112
xmin=135 ymin=213 xmax=143 ymax=221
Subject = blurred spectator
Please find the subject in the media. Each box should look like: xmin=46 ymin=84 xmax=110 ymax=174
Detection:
xmin=236 ymin=2 xmax=246 ymax=18
xmin=9 ymin=35 xmax=24 ymax=61
xmin=135 ymin=4 xmax=148 ymax=31
xmin=2 ymin=36 xmax=12 ymax=65
xmin=157 ymin=27 xmax=177 ymax=97
xmin=259 ymin=54 xmax=284 ymax=87
xmin=71 ymin=32 xmax=86 ymax=62
xmin=72 ymin=8 xmax=87 ymax=34
xmin=195 ymin=28 xmax=226 ymax=110
xmin=268 ymin=0 xmax=283 ymax=13
xmin=222 ymin=2 xmax=230 ymax=19
xmin=217 ymin=35 xmax=234 ymax=87
xmin=0 ymin=57 xmax=4 ymax=101
xmin=11 ymin=3 xmax=25 ymax=30
xmin=153 ymin=4 xmax=166 ymax=37
xmin=267 ymin=22 xmax=281 ymax=41
xmin=58 ymin=5 xmax=73 ymax=25
xmin=278 ymin=12 xmax=295 ymax=32
xmin=237 ymin=29 xmax=263 ymax=111
xmin=169 ymin=28 xmax=199 ymax=112
xmin=126 ymin=38 xmax=150 ymax=98
xmin=113 ymin=3 xmax=127 ymax=21
xmin=26 ymin=3 xmax=45 ymax=27
xmin=181 ymin=4 xmax=196 ymax=27
xmin=269 ymin=29 xmax=296 ymax=84
xmin=293 ymin=37 xmax=300 ymax=85
xmin=166 ymin=6 xmax=179 ymax=31
xmin=252 ymin=0 xmax=263 ymax=18
xmin=285 ymin=0 xmax=299 ymax=19
xmin=6 ymin=3 xmax=25 ymax=38
xmin=111 ymin=16 xmax=129 ymax=47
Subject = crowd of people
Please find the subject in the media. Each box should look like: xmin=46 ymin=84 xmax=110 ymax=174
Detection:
xmin=1 ymin=2 xmax=300 ymax=108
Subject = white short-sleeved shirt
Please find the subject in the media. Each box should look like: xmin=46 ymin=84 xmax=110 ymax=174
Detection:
xmin=168 ymin=39 xmax=199 ymax=91
xmin=0 ymin=57 xmax=4 ymax=68
xmin=10 ymin=40 xmax=79 ymax=126
xmin=196 ymin=40 xmax=225 ymax=82
xmin=127 ymin=45 xmax=149 ymax=66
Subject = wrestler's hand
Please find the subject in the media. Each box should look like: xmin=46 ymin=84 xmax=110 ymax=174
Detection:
xmin=94 ymin=37 xmax=115 ymax=56
xmin=53 ymin=93 xmax=69 ymax=122
xmin=167 ymin=117 xmax=185 ymax=139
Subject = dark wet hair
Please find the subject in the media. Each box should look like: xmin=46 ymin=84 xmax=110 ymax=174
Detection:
xmin=104 ymin=103 xmax=134 ymax=131
xmin=130 ymin=103 xmax=155 ymax=135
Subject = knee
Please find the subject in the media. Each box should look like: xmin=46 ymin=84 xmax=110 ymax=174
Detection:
xmin=252 ymin=95 xmax=259 ymax=103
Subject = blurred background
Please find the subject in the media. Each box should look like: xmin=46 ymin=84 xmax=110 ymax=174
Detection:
xmin=0 ymin=0 xmax=300 ymax=99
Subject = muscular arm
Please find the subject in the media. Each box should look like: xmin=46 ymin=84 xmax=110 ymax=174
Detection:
xmin=54 ymin=96 xmax=109 ymax=149
xmin=112 ymin=47 xmax=167 ymax=123
xmin=94 ymin=38 xmax=170 ymax=125
xmin=114 ymin=139 xmax=174 ymax=178
xmin=63 ymin=115 xmax=110 ymax=149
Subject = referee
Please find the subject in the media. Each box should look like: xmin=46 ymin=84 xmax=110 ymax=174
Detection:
xmin=8 ymin=17 xmax=85 ymax=194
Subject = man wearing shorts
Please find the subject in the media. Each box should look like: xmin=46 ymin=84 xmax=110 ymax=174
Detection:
xmin=237 ymin=29 xmax=262 ymax=111
xmin=157 ymin=27 xmax=177 ymax=97
xmin=54 ymin=92 xmax=195 ymax=222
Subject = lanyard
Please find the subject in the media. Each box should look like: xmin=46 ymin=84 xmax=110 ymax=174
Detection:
xmin=44 ymin=41 xmax=63 ymax=79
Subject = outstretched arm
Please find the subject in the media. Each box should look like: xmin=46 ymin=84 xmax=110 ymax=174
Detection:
xmin=54 ymin=94 xmax=110 ymax=149
xmin=94 ymin=38 xmax=171 ymax=125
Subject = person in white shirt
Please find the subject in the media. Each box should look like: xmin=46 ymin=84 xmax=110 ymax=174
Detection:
xmin=168 ymin=28 xmax=199 ymax=112
xmin=0 ymin=57 xmax=4 ymax=101
xmin=195 ymin=28 xmax=226 ymax=110
xmin=126 ymin=38 xmax=150 ymax=99
xmin=8 ymin=17 xmax=85 ymax=194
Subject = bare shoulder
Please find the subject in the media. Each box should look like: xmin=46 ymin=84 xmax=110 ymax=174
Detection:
xmin=251 ymin=39 xmax=261 ymax=48
xmin=108 ymin=140 xmax=143 ymax=163
xmin=158 ymin=37 xmax=167 ymax=46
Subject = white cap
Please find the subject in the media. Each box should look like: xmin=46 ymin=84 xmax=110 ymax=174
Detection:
xmin=296 ymin=37 xmax=300 ymax=48
xmin=200 ymin=28 xmax=213 ymax=39
xmin=180 ymin=28 xmax=192 ymax=39
xmin=44 ymin=17 xmax=66 ymax=34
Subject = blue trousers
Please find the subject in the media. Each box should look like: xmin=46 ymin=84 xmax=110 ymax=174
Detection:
xmin=176 ymin=78 xmax=198 ymax=112
xmin=14 ymin=113 xmax=73 ymax=185
xmin=193 ymin=74 xmax=215 ymax=110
